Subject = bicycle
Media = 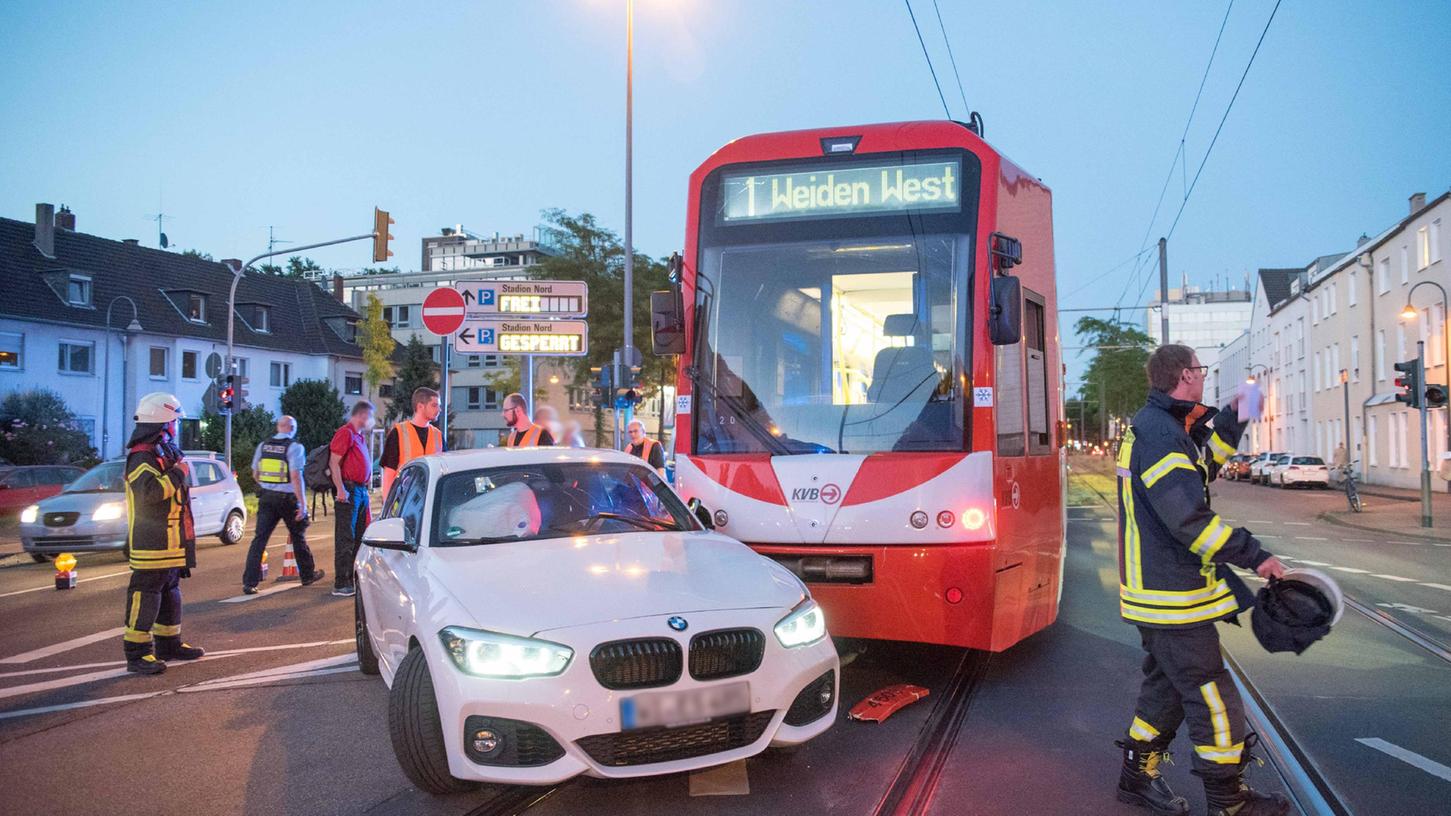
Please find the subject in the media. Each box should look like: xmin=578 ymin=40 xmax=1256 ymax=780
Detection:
xmin=1339 ymin=461 xmax=1363 ymax=513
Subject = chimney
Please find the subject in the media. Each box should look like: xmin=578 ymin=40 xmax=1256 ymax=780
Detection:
xmin=1410 ymin=192 xmax=1427 ymax=214
xmin=33 ymin=203 xmax=55 ymax=258
xmin=122 ymin=238 xmax=140 ymax=246
xmin=54 ymin=205 xmax=76 ymax=231
xmin=1356 ymin=232 xmax=1370 ymax=247
xmin=333 ymin=273 xmax=345 ymax=302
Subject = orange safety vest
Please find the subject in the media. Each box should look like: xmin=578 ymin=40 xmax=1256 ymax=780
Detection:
xmin=632 ymin=437 xmax=660 ymax=464
xmin=506 ymin=423 xmax=546 ymax=448
xmin=394 ymin=421 xmax=442 ymax=467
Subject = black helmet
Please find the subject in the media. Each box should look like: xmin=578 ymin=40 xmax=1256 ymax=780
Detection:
xmin=1252 ymin=572 xmax=1337 ymax=655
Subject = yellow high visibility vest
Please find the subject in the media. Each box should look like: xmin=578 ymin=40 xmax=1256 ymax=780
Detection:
xmin=394 ymin=421 xmax=442 ymax=468
xmin=506 ymin=424 xmax=546 ymax=447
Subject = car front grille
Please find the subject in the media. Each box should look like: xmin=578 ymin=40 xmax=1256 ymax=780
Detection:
xmin=689 ymin=628 xmax=765 ymax=681
xmin=589 ymin=638 xmax=682 ymax=690
xmin=43 ymin=512 xmax=80 ymax=527
xmin=31 ymin=536 xmax=97 ymax=548
xmin=784 ymin=670 xmax=836 ymax=726
xmin=576 ymin=710 xmax=776 ymax=767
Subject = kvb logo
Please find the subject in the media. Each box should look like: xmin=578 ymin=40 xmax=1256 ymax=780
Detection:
xmin=790 ymin=483 xmax=842 ymax=504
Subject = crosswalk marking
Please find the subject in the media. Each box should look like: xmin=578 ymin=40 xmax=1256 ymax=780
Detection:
xmin=0 ymin=628 xmax=124 ymax=665
xmin=218 ymin=583 xmax=302 ymax=604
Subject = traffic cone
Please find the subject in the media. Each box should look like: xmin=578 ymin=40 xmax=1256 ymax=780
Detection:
xmin=279 ymin=543 xmax=299 ymax=581
xmin=259 ymin=550 xmax=269 ymax=582
xmin=54 ymin=552 xmax=77 ymax=590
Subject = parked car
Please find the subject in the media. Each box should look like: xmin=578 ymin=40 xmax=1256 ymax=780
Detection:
xmin=0 ymin=465 xmax=85 ymax=515
xmin=20 ymin=456 xmax=248 ymax=562
xmin=1262 ymin=454 xmax=1294 ymax=486
xmin=1248 ymin=452 xmax=1285 ymax=484
xmin=355 ymin=447 xmax=839 ymax=792
xmin=1277 ymin=455 xmax=1330 ymax=488
xmin=1223 ymin=454 xmax=1252 ymax=481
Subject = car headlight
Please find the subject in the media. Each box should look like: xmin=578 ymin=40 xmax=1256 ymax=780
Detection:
xmin=774 ymin=599 xmax=827 ymax=648
xmin=92 ymin=502 xmax=125 ymax=522
xmin=19 ymin=505 xmax=39 ymax=524
xmin=438 ymin=626 xmax=573 ymax=679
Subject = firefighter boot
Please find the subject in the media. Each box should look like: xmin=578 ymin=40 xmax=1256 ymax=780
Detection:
xmin=1116 ymin=739 xmax=1189 ymax=815
xmin=124 ymin=640 xmax=167 ymax=675
xmin=154 ymin=635 xmax=205 ymax=661
xmin=1202 ymin=772 xmax=1290 ymax=816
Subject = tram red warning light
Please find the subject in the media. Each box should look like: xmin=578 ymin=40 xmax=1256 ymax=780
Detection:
xmin=961 ymin=508 xmax=987 ymax=530
xmin=945 ymin=587 xmax=964 ymax=604
xmin=848 ymin=684 xmax=931 ymax=723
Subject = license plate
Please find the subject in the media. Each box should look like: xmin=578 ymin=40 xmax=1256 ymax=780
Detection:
xmin=620 ymin=682 xmax=750 ymax=730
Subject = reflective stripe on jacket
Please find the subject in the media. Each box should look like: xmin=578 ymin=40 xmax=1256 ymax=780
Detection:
xmin=394 ymin=421 xmax=442 ymax=465
xmin=1117 ymin=390 xmax=1268 ymax=628
xmin=124 ymin=444 xmax=196 ymax=571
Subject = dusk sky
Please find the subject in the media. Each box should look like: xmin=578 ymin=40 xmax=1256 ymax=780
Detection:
xmin=3 ymin=0 xmax=1449 ymax=361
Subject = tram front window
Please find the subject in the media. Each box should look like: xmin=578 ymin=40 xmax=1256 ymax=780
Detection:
xmin=694 ymin=234 xmax=966 ymax=454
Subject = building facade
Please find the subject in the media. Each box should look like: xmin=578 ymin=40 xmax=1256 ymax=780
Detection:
xmin=1146 ymin=285 xmax=1253 ymax=371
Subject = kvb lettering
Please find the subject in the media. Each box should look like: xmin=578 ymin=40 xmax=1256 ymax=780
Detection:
xmin=791 ymin=488 xmax=821 ymax=502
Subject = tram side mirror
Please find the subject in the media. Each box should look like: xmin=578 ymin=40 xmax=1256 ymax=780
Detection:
xmin=686 ymin=497 xmax=714 ymax=529
xmin=989 ymin=275 xmax=1022 ymax=346
xmin=651 ymin=290 xmax=686 ymax=356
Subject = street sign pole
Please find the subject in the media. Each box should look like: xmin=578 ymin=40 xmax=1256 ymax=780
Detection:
xmin=523 ymin=354 xmax=534 ymax=418
xmin=1419 ymin=341 xmax=1432 ymax=528
xmin=440 ymin=338 xmax=450 ymax=442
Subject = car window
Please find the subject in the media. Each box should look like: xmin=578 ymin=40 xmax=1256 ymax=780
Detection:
xmin=395 ymin=465 xmax=428 ymax=546
xmin=193 ymin=462 xmax=221 ymax=486
xmin=382 ymin=467 xmax=415 ymax=519
xmin=3 ymin=470 xmax=35 ymax=488
xmin=1293 ymin=457 xmax=1324 ymax=465
xmin=431 ymin=461 xmax=698 ymax=547
xmin=66 ymin=462 xmax=125 ymax=492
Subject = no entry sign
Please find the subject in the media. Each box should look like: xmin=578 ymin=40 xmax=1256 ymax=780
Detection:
xmin=421 ymin=287 xmax=466 ymax=336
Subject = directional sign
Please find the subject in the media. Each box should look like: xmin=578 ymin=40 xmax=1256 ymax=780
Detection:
xmin=422 ymin=287 xmax=466 ymax=336
xmin=455 ymin=319 xmax=589 ymax=356
xmin=458 ymin=280 xmax=588 ymax=319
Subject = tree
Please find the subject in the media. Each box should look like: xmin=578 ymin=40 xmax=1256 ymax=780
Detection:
xmin=0 ymin=390 xmax=98 ymax=466
xmin=181 ymin=249 xmax=214 ymax=261
xmin=359 ymin=294 xmax=395 ymax=391
xmin=280 ymin=379 xmax=345 ymax=453
xmin=482 ymin=357 xmax=545 ymax=404
xmin=285 ymin=256 xmax=322 ymax=278
xmin=388 ymin=335 xmax=438 ymax=422
xmin=198 ymin=405 xmax=275 ymax=492
xmin=1074 ymin=317 xmax=1154 ymax=442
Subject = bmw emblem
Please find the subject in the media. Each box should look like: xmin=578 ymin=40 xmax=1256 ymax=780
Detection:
xmin=668 ymin=616 xmax=689 ymax=632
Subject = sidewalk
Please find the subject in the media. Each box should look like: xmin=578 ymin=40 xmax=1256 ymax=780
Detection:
xmin=1319 ymin=480 xmax=1451 ymax=543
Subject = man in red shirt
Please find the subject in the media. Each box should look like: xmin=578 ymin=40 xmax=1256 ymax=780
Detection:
xmin=328 ymin=400 xmax=375 ymax=597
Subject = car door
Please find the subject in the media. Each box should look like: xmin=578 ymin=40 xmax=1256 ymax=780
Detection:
xmin=188 ymin=461 xmax=223 ymax=534
xmin=364 ymin=464 xmax=428 ymax=672
xmin=2 ymin=469 xmax=39 ymax=511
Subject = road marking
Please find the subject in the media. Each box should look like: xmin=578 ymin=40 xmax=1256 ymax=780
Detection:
xmin=0 ymin=638 xmax=353 ymax=680
xmin=181 ymin=655 xmax=358 ymax=692
xmin=1346 ymin=538 xmax=1374 ymax=542
xmin=0 ymin=691 xmax=166 ymax=721
xmin=218 ymin=583 xmax=302 ymax=604
xmin=1295 ymin=537 xmax=1328 ymax=541
xmin=0 ymin=627 xmax=125 ymax=665
xmin=1331 ymin=567 xmax=1370 ymax=574
xmin=1355 ymin=738 xmax=1451 ymax=783
xmin=1246 ymin=520 xmax=1275 ymax=524
xmin=1294 ymin=559 xmax=1332 ymax=566
xmin=1372 ymin=574 xmax=1419 ymax=582
xmin=1283 ymin=522 xmax=1312 ymax=526
xmin=1420 ymin=583 xmax=1451 ymax=592
xmin=1258 ymin=534 xmax=1282 ymax=539
xmin=0 ymin=569 xmax=132 ymax=599
xmin=1388 ymin=541 xmax=1423 ymax=546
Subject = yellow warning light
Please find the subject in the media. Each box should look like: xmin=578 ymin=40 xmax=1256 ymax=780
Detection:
xmin=54 ymin=553 xmax=77 ymax=573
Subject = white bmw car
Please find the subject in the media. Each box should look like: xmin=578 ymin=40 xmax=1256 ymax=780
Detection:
xmin=354 ymin=447 xmax=839 ymax=793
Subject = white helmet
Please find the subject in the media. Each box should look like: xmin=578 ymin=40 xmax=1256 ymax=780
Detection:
xmin=1281 ymin=567 xmax=1344 ymax=625
xmin=135 ymin=392 xmax=185 ymax=424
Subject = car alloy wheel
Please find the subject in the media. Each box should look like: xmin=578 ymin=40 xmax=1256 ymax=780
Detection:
xmin=221 ymin=511 xmax=244 ymax=545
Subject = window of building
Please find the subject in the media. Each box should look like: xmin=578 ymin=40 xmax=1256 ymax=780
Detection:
xmin=236 ymin=357 xmax=249 ymax=378
xmin=1432 ymin=219 xmax=1443 ymax=265
xmin=1400 ymin=245 xmax=1409 ymax=284
xmin=1312 ymin=352 xmax=1321 ymax=391
xmin=0 ymin=332 xmax=23 ymax=369
xmin=1350 ymin=336 xmax=1360 ymax=382
xmin=383 ymin=305 xmax=411 ymax=328
xmin=1348 ymin=272 xmax=1357 ymax=306
xmin=483 ymin=388 xmax=500 ymax=410
xmin=379 ymin=382 xmax=394 ymax=398
xmin=1328 ymin=283 xmax=1336 ymax=315
xmin=1396 ymin=324 xmax=1407 ymax=360
xmin=66 ymin=275 xmax=92 ymax=306
xmin=181 ymin=350 xmax=198 ymax=380
xmin=149 ymin=346 xmax=168 ymax=379
xmin=466 ymin=354 xmax=482 ymax=368
xmin=254 ymin=306 xmax=271 ymax=333
xmin=1368 ymin=415 xmax=1378 ymax=466
xmin=1331 ymin=344 xmax=1340 ymax=381
xmin=188 ymin=293 xmax=207 ymax=323
xmin=1419 ymin=226 xmax=1432 ymax=270
xmin=345 ymin=373 xmax=363 ymax=395
xmin=483 ymin=354 xmax=501 ymax=367
xmin=270 ymin=361 xmax=291 ymax=388
xmin=1376 ymin=331 xmax=1386 ymax=380
xmin=58 ymin=341 xmax=94 ymax=374
xmin=1377 ymin=257 xmax=1389 ymax=293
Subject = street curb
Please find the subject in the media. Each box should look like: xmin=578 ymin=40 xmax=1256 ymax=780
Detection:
xmin=1315 ymin=511 xmax=1451 ymax=544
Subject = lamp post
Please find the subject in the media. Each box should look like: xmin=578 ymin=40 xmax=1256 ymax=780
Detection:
xmin=1400 ymin=280 xmax=1451 ymax=462
xmin=102 ymin=296 xmax=143 ymax=459
xmin=1246 ymin=364 xmax=1271 ymax=450
xmin=1339 ymin=368 xmax=1351 ymax=469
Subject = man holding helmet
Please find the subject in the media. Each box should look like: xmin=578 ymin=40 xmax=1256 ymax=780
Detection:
xmin=120 ymin=392 xmax=205 ymax=675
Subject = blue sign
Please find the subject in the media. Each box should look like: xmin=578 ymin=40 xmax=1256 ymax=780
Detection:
xmin=480 ymin=328 xmax=495 ymax=345
xmin=479 ymin=288 xmax=496 ymax=306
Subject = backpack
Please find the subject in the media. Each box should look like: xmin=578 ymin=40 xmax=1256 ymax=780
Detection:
xmin=304 ymin=445 xmax=333 ymax=491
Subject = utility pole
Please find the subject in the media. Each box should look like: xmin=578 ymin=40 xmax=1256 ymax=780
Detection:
xmin=1418 ymin=341 xmax=1432 ymax=527
xmin=1099 ymin=376 xmax=1107 ymax=443
xmin=617 ymin=0 xmax=638 ymax=438
xmin=1341 ymin=370 xmax=1351 ymax=462
xmin=1157 ymin=237 xmax=1170 ymax=343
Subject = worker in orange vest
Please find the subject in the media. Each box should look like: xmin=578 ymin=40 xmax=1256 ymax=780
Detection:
xmin=501 ymin=392 xmax=554 ymax=447
xmin=626 ymin=419 xmax=666 ymax=477
xmin=380 ymin=387 xmax=443 ymax=498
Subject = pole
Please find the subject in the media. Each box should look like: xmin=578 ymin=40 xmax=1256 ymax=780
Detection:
xmin=439 ymin=338 xmax=450 ymax=443
xmin=1157 ymin=237 xmax=1170 ymax=343
xmin=1099 ymin=376 xmax=1107 ymax=443
xmin=1342 ymin=373 xmax=1351 ymax=461
xmin=523 ymin=354 xmax=534 ymax=419
xmin=1419 ymin=341 xmax=1432 ymax=528
xmin=621 ymin=0 xmax=636 ymax=372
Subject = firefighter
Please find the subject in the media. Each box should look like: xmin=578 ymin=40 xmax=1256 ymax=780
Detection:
xmin=625 ymin=419 xmax=666 ymax=477
xmin=120 ymin=392 xmax=205 ymax=675
xmin=501 ymin=392 xmax=553 ymax=447
xmin=1115 ymin=345 xmax=1288 ymax=816
xmin=380 ymin=387 xmax=443 ymax=498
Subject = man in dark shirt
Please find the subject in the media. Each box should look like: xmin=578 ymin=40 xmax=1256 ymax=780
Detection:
xmin=328 ymin=400 xmax=375 ymax=597
xmin=626 ymin=419 xmax=666 ymax=477
xmin=501 ymin=392 xmax=554 ymax=447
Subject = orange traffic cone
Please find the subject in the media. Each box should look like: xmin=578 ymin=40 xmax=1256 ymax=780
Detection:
xmin=280 ymin=543 xmax=299 ymax=581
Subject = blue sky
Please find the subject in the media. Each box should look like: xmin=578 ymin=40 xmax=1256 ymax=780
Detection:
xmin=3 ymin=1 xmax=1448 ymax=350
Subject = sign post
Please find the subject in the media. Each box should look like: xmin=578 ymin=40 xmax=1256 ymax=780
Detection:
xmin=421 ymin=288 xmax=468 ymax=442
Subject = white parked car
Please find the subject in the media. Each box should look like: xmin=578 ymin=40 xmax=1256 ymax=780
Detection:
xmin=1263 ymin=454 xmax=1294 ymax=486
xmin=1249 ymin=452 xmax=1285 ymax=484
xmin=354 ymin=448 xmax=839 ymax=793
xmin=1277 ymin=456 xmax=1330 ymax=488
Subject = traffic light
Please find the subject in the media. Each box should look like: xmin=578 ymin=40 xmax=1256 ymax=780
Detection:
xmin=615 ymin=366 xmax=644 ymax=409
xmin=235 ymin=375 xmax=250 ymax=412
xmin=589 ymin=366 xmax=612 ymax=409
xmin=219 ymin=374 xmax=236 ymax=414
xmin=372 ymin=207 xmax=395 ymax=263
xmin=1394 ymin=359 xmax=1422 ymax=408
xmin=1426 ymin=384 xmax=1448 ymax=408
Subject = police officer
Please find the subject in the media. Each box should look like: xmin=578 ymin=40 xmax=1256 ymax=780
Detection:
xmin=501 ymin=392 xmax=553 ymax=447
xmin=1115 ymin=345 xmax=1288 ymax=816
xmin=120 ymin=392 xmax=205 ymax=675
xmin=242 ymin=415 xmax=324 ymax=595
xmin=625 ymin=419 xmax=665 ymax=477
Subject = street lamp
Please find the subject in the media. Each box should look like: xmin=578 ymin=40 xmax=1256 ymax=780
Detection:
xmin=1401 ymin=280 xmax=1450 ymax=484
xmin=1339 ymin=368 xmax=1352 ymax=470
xmin=102 ymin=296 xmax=143 ymax=459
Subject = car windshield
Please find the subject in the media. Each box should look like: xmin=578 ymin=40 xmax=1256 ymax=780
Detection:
xmin=431 ymin=461 xmax=699 ymax=546
xmin=64 ymin=461 xmax=126 ymax=493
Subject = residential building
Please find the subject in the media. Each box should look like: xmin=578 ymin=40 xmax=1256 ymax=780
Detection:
xmin=1 ymin=204 xmax=378 ymax=459
xmin=1209 ymin=330 xmax=1249 ymax=410
xmin=1146 ymin=284 xmax=1253 ymax=371
xmin=1243 ymin=266 xmax=1317 ymax=454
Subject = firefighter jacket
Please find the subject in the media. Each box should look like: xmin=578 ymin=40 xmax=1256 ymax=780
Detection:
xmin=1116 ymin=390 xmax=1270 ymax=628
xmin=124 ymin=440 xmax=196 ymax=571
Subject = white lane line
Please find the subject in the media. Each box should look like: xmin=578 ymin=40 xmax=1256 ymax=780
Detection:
xmin=0 ymin=691 xmax=165 ymax=721
xmin=1420 ymin=583 xmax=1451 ymax=592
xmin=1294 ymin=560 xmax=1332 ymax=566
xmin=0 ymin=653 xmax=240 ymax=701
xmin=1246 ymin=520 xmax=1275 ymax=524
xmin=0 ymin=569 xmax=132 ymax=599
xmin=187 ymin=654 xmax=356 ymax=687
xmin=1346 ymin=538 xmax=1374 ymax=542
xmin=1258 ymin=534 xmax=1282 ymax=539
xmin=1331 ymin=567 xmax=1371 ymax=574
xmin=0 ymin=627 xmax=125 ymax=665
xmin=180 ymin=664 xmax=357 ymax=693
xmin=1283 ymin=522 xmax=1312 ymax=526
xmin=0 ymin=638 xmax=353 ymax=680
xmin=218 ymin=583 xmax=302 ymax=604
xmin=1295 ymin=537 xmax=1329 ymax=541
xmin=1388 ymin=541 xmax=1423 ymax=546
xmin=1373 ymin=575 xmax=1419 ymax=582
xmin=1355 ymin=738 xmax=1451 ymax=783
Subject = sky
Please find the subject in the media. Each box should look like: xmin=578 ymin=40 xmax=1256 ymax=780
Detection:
xmin=3 ymin=0 xmax=1449 ymax=383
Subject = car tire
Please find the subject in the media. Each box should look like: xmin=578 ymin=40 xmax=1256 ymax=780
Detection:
xmin=29 ymin=552 xmax=51 ymax=563
xmin=355 ymin=591 xmax=380 ymax=676
xmin=219 ymin=511 xmax=245 ymax=546
xmin=389 ymin=647 xmax=478 ymax=795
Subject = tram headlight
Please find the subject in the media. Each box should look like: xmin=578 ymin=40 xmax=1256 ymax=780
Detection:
xmin=774 ymin=600 xmax=827 ymax=648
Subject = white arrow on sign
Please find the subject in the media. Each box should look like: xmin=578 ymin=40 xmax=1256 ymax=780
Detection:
xmin=455 ymin=319 xmax=589 ymax=357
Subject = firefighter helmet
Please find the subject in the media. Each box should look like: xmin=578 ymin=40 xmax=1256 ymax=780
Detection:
xmin=135 ymin=392 xmax=185 ymax=424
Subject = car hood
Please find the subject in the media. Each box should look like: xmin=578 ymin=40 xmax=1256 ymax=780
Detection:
xmin=423 ymin=531 xmax=806 ymax=636
xmin=34 ymin=491 xmax=123 ymax=513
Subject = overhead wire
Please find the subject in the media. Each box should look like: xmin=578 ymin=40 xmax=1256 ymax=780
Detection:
xmin=904 ymin=0 xmax=952 ymax=119
xmin=930 ymin=0 xmax=971 ymax=119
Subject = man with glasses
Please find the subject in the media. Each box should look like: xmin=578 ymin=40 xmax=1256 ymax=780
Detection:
xmin=501 ymin=393 xmax=553 ymax=447
xmin=625 ymin=419 xmax=666 ymax=478
xmin=1113 ymin=344 xmax=1288 ymax=816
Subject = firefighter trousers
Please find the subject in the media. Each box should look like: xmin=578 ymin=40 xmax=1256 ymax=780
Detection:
xmin=122 ymin=568 xmax=183 ymax=650
xmin=1126 ymin=623 xmax=1247 ymax=776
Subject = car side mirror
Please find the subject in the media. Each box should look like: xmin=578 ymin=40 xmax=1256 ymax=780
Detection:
xmin=362 ymin=517 xmax=415 ymax=552
xmin=989 ymin=275 xmax=1022 ymax=346
xmin=686 ymin=497 xmax=714 ymax=530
